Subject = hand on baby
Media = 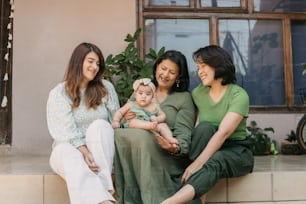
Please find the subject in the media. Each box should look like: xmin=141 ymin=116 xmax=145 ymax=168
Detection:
xmin=150 ymin=115 xmax=158 ymax=122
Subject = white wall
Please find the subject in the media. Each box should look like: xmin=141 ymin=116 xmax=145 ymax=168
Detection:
xmin=12 ymin=0 xmax=136 ymax=155
xmin=10 ymin=0 xmax=304 ymax=155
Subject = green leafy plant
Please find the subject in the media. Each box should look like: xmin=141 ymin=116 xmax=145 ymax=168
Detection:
xmin=246 ymin=120 xmax=278 ymax=155
xmin=104 ymin=28 xmax=165 ymax=105
xmin=285 ymin=130 xmax=297 ymax=142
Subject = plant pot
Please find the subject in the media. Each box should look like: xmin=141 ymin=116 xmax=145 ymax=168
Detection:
xmin=281 ymin=141 xmax=303 ymax=155
xmin=251 ymin=142 xmax=271 ymax=156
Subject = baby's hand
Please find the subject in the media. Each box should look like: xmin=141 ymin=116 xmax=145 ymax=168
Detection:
xmin=112 ymin=121 xmax=120 ymax=129
xmin=150 ymin=121 xmax=158 ymax=130
xmin=150 ymin=115 xmax=158 ymax=122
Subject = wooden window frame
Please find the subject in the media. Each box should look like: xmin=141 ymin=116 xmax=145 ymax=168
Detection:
xmin=137 ymin=0 xmax=306 ymax=113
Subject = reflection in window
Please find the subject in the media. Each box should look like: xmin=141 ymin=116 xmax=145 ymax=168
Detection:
xmin=254 ymin=0 xmax=306 ymax=12
xmin=219 ymin=20 xmax=284 ymax=106
xmin=145 ymin=19 xmax=209 ymax=90
xmin=149 ymin=0 xmax=189 ymax=6
xmin=292 ymin=20 xmax=306 ymax=105
xmin=201 ymin=0 xmax=240 ymax=7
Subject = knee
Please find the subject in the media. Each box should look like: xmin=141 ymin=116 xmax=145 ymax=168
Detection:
xmin=86 ymin=119 xmax=114 ymax=142
xmin=87 ymin=119 xmax=113 ymax=135
xmin=195 ymin=121 xmax=215 ymax=133
xmin=89 ymin=119 xmax=112 ymax=130
xmin=50 ymin=143 xmax=82 ymax=169
xmin=192 ymin=121 xmax=216 ymax=141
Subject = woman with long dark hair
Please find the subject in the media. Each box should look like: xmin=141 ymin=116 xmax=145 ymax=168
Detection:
xmin=47 ymin=42 xmax=119 ymax=204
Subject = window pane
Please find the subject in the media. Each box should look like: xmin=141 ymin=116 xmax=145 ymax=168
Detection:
xmin=145 ymin=19 xmax=209 ymax=90
xmin=254 ymin=0 xmax=306 ymax=12
xmin=201 ymin=0 xmax=240 ymax=7
xmin=292 ymin=20 xmax=306 ymax=106
xmin=219 ymin=20 xmax=285 ymax=106
xmin=149 ymin=0 xmax=189 ymax=6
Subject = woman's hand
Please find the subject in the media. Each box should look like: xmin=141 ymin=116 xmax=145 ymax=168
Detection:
xmin=181 ymin=161 xmax=202 ymax=183
xmin=112 ymin=121 xmax=120 ymax=129
xmin=77 ymin=145 xmax=100 ymax=173
xmin=83 ymin=151 xmax=100 ymax=173
xmin=124 ymin=110 xmax=136 ymax=121
xmin=155 ymin=135 xmax=179 ymax=154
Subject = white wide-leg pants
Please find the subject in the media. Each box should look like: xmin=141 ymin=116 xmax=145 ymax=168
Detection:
xmin=50 ymin=119 xmax=115 ymax=204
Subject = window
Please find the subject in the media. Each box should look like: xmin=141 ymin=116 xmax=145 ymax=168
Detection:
xmin=138 ymin=0 xmax=306 ymax=112
xmin=0 ymin=0 xmax=13 ymax=145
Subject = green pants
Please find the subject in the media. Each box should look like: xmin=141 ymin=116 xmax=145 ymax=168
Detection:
xmin=186 ymin=121 xmax=254 ymax=199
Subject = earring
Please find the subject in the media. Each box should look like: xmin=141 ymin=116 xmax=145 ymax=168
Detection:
xmin=176 ymin=79 xmax=180 ymax=88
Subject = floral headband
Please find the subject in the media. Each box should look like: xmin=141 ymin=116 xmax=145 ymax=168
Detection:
xmin=132 ymin=78 xmax=156 ymax=93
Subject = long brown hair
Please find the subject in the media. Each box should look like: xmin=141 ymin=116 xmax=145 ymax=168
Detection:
xmin=64 ymin=42 xmax=107 ymax=109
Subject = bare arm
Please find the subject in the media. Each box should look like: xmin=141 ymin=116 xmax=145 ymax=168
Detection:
xmin=181 ymin=112 xmax=243 ymax=182
xmin=112 ymin=102 xmax=131 ymax=128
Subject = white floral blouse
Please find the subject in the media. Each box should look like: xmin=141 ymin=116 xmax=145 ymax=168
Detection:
xmin=46 ymin=79 xmax=120 ymax=148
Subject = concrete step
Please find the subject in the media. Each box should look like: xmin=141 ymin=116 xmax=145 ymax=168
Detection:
xmin=0 ymin=155 xmax=306 ymax=204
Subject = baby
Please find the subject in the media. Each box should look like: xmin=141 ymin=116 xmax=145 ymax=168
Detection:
xmin=112 ymin=78 xmax=178 ymax=144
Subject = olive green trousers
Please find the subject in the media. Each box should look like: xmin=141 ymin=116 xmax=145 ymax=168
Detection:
xmin=186 ymin=121 xmax=254 ymax=200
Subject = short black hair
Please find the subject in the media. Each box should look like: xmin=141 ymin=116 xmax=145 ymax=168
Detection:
xmin=193 ymin=45 xmax=236 ymax=85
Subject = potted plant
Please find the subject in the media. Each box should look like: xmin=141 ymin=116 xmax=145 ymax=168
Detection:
xmin=104 ymin=28 xmax=165 ymax=105
xmin=281 ymin=130 xmax=303 ymax=155
xmin=246 ymin=120 xmax=278 ymax=156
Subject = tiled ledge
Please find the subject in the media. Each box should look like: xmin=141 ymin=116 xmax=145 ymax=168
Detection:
xmin=0 ymin=155 xmax=306 ymax=204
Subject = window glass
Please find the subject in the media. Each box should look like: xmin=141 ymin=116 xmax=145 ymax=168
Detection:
xmin=145 ymin=19 xmax=210 ymax=90
xmin=254 ymin=0 xmax=306 ymax=12
xmin=201 ymin=0 xmax=241 ymax=7
xmin=149 ymin=0 xmax=189 ymax=6
xmin=219 ymin=19 xmax=285 ymax=105
xmin=292 ymin=20 xmax=306 ymax=105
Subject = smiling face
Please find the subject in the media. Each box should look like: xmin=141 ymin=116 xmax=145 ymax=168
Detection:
xmin=155 ymin=59 xmax=179 ymax=90
xmin=81 ymin=51 xmax=100 ymax=88
xmin=196 ymin=58 xmax=216 ymax=87
xmin=134 ymin=85 xmax=154 ymax=107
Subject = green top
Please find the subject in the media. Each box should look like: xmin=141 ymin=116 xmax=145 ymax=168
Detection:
xmin=114 ymin=91 xmax=196 ymax=203
xmin=159 ymin=92 xmax=196 ymax=154
xmin=192 ymin=83 xmax=249 ymax=140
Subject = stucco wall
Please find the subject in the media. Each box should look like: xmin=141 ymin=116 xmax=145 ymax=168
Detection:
xmin=9 ymin=0 xmax=304 ymax=155
xmin=12 ymin=0 xmax=136 ymax=155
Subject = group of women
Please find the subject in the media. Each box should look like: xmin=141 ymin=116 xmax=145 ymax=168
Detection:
xmin=46 ymin=42 xmax=254 ymax=204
